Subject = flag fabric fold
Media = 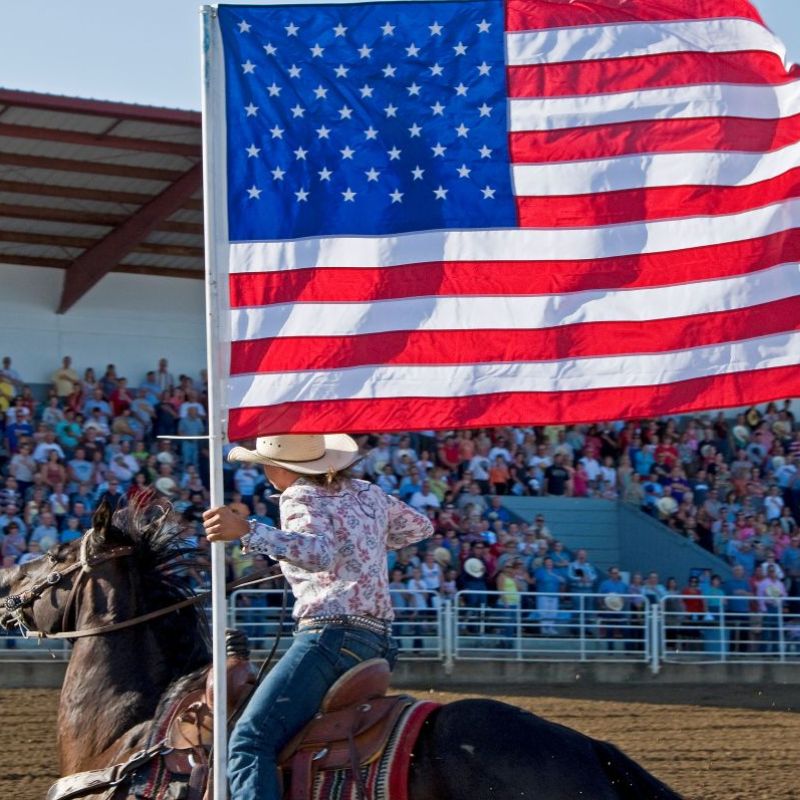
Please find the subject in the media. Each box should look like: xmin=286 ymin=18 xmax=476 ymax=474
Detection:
xmin=208 ymin=0 xmax=800 ymax=438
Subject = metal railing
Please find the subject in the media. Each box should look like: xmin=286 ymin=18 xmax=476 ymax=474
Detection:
xmin=3 ymin=590 xmax=798 ymax=672
xmin=658 ymin=593 xmax=800 ymax=664
xmin=452 ymin=591 xmax=652 ymax=663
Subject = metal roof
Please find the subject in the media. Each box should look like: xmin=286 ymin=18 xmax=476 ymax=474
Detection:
xmin=0 ymin=88 xmax=204 ymax=313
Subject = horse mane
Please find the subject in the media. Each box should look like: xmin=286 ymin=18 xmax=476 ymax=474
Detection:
xmin=110 ymin=491 xmax=211 ymax=673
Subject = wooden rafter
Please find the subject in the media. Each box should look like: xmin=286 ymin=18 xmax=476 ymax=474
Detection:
xmin=57 ymin=163 xmax=204 ymax=312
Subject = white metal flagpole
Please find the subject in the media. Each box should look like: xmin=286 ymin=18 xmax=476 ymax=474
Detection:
xmin=200 ymin=7 xmax=230 ymax=798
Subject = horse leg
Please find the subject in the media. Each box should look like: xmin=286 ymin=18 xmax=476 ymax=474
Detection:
xmin=408 ymin=699 xmax=683 ymax=800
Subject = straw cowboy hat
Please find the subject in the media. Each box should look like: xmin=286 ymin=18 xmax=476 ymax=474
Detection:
xmin=433 ymin=547 xmax=452 ymax=567
xmin=603 ymin=593 xmax=625 ymax=612
xmin=464 ymin=558 xmax=486 ymax=579
xmin=227 ymin=433 xmax=360 ymax=476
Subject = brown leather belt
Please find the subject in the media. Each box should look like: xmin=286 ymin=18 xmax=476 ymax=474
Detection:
xmin=295 ymin=614 xmax=393 ymax=636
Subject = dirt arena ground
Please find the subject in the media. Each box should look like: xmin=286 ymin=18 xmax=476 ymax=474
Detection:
xmin=1 ymin=683 xmax=798 ymax=799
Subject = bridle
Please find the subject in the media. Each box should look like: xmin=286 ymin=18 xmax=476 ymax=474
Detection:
xmin=2 ymin=533 xmax=280 ymax=640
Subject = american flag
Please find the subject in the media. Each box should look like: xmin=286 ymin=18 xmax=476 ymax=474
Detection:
xmin=207 ymin=0 xmax=800 ymax=439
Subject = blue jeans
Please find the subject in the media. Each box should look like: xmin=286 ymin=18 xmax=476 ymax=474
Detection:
xmin=228 ymin=624 xmax=398 ymax=799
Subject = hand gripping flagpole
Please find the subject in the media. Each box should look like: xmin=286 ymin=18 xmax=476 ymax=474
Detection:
xmin=200 ymin=7 xmax=229 ymax=798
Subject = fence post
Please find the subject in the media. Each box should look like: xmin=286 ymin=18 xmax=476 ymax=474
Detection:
xmin=649 ymin=603 xmax=660 ymax=675
xmin=443 ymin=599 xmax=454 ymax=674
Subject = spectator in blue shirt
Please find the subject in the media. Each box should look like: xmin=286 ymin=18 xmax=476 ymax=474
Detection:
xmin=598 ymin=566 xmax=630 ymax=650
xmin=722 ymin=564 xmax=752 ymax=653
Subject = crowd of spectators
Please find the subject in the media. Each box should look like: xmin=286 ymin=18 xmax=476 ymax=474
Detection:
xmin=1 ymin=353 xmax=798 ymax=654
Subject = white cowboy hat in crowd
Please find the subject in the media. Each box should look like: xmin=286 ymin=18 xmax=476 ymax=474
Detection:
xmin=227 ymin=433 xmax=360 ymax=476
xmin=464 ymin=558 xmax=486 ymax=579
xmin=604 ymin=593 xmax=625 ymax=612
xmin=154 ymin=476 xmax=178 ymax=498
xmin=433 ymin=547 xmax=452 ymax=567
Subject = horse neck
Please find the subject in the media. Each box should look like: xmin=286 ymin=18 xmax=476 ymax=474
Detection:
xmin=57 ymin=572 xmax=176 ymax=774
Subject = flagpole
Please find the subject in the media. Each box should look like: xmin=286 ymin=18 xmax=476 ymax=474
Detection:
xmin=200 ymin=7 xmax=229 ymax=799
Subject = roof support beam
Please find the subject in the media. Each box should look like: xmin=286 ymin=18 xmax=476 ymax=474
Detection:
xmin=0 ymin=122 xmax=201 ymax=157
xmin=0 ymin=151 xmax=185 ymax=182
xmin=0 ymin=253 xmax=203 ymax=280
xmin=0 ymin=178 xmax=203 ymax=210
xmin=57 ymin=163 xmax=203 ymax=313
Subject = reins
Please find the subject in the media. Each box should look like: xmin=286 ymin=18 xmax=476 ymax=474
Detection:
xmin=4 ymin=538 xmax=283 ymax=640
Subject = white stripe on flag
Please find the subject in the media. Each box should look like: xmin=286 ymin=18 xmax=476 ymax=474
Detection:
xmin=229 ymin=261 xmax=799 ymax=340
xmin=228 ymin=198 xmax=800 ymax=272
xmin=505 ymin=17 xmax=788 ymax=66
xmin=226 ymin=330 xmax=800 ymax=406
xmin=508 ymin=80 xmax=800 ymax=131
xmin=511 ymin=140 xmax=800 ymax=195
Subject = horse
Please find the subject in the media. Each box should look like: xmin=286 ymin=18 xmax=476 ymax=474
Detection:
xmin=0 ymin=495 xmax=684 ymax=799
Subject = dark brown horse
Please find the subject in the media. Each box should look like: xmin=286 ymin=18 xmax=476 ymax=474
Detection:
xmin=0 ymin=497 xmax=683 ymax=799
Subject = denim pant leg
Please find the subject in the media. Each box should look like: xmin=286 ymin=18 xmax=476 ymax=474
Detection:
xmin=228 ymin=625 xmax=397 ymax=800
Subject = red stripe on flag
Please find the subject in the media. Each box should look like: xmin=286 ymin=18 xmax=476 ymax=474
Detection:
xmin=227 ymin=364 xmax=800 ymax=437
xmin=508 ymin=51 xmax=794 ymax=98
xmin=229 ymin=297 xmax=800 ymax=374
xmin=509 ymin=114 xmax=800 ymax=164
xmin=504 ymin=0 xmax=764 ymax=31
xmin=516 ymin=169 xmax=800 ymax=227
xmin=228 ymin=229 xmax=800 ymax=306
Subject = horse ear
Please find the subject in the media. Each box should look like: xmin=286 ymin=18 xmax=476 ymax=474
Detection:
xmin=91 ymin=499 xmax=114 ymax=545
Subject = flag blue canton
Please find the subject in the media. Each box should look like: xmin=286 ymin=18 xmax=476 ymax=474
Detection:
xmin=219 ymin=1 xmax=515 ymax=240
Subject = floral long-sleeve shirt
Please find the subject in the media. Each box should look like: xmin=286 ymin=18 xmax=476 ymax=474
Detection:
xmin=243 ymin=477 xmax=433 ymax=621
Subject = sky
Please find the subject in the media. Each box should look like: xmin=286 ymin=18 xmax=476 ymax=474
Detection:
xmin=0 ymin=0 xmax=796 ymax=110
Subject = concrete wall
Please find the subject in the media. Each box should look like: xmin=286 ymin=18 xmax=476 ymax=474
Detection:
xmin=618 ymin=504 xmax=733 ymax=582
xmin=3 ymin=657 xmax=800 ymax=689
xmin=500 ymin=497 xmax=620 ymax=570
xmin=0 ymin=264 xmax=206 ymax=386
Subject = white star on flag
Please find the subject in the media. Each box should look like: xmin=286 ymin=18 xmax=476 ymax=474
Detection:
xmin=455 ymin=123 xmax=469 ymax=137
xmin=477 ymin=62 xmax=491 ymax=76
xmin=406 ymin=43 xmax=420 ymax=57
xmin=359 ymin=44 xmax=373 ymax=58
xmin=246 ymin=184 xmax=261 ymax=198
xmin=288 ymin=64 xmax=302 ymax=78
xmin=384 ymin=103 xmax=398 ymax=117
xmin=316 ymin=125 xmax=331 ymax=139
xmin=294 ymin=187 xmax=309 ymax=202
xmin=430 ymin=101 xmax=445 ymax=116
xmin=479 ymin=144 xmax=492 ymax=158
xmin=360 ymin=84 xmax=374 ymax=98
xmin=271 ymin=166 xmax=285 ymax=180
xmin=267 ymin=83 xmax=281 ymax=96
xmin=453 ymin=42 xmax=468 ymax=55
xmin=382 ymin=64 xmax=397 ymax=77
xmin=408 ymin=123 xmax=422 ymax=137
xmin=431 ymin=142 xmax=446 ymax=157
xmin=381 ymin=21 xmax=395 ymax=36
xmin=285 ymin=21 xmax=299 ymax=36
xmin=263 ymin=42 xmax=277 ymax=56
xmin=430 ymin=63 xmax=443 ymax=76
xmin=246 ymin=144 xmax=260 ymax=157
xmin=389 ymin=189 xmax=404 ymax=203
xmin=269 ymin=125 xmax=284 ymax=139
xmin=428 ymin=21 xmax=442 ymax=35
xmin=407 ymin=82 xmax=421 ymax=96
xmin=341 ymin=145 xmax=355 ymax=159
xmin=387 ymin=146 xmax=402 ymax=160
xmin=477 ymin=19 xmax=491 ymax=33
xmin=455 ymin=83 xmax=468 ymax=96
xmin=411 ymin=165 xmax=424 ymax=180
xmin=334 ymin=64 xmax=349 ymax=78
xmin=478 ymin=103 xmax=492 ymax=117
xmin=237 ymin=20 xmax=251 ymax=33
xmin=433 ymin=185 xmax=448 ymax=199
xmin=293 ymin=146 xmax=308 ymax=160
xmin=338 ymin=105 xmax=353 ymax=119
xmin=365 ymin=168 xmax=380 ymax=181
xmin=241 ymin=60 xmax=256 ymax=74
xmin=342 ymin=187 xmax=357 ymax=201
xmin=313 ymin=85 xmax=328 ymax=99
xmin=333 ymin=22 xmax=347 ymax=37
xmin=364 ymin=126 xmax=379 ymax=140
xmin=481 ymin=185 xmax=496 ymax=199
xmin=318 ymin=167 xmax=332 ymax=181
xmin=244 ymin=102 xmax=258 ymax=117
xmin=310 ymin=43 xmax=324 ymax=57
xmin=291 ymin=104 xmax=305 ymax=118
xmin=457 ymin=164 xmax=471 ymax=178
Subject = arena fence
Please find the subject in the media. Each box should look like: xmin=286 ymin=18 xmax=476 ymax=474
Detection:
xmin=2 ymin=591 xmax=799 ymax=672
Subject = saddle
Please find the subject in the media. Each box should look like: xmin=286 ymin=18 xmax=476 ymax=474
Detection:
xmin=164 ymin=656 xmax=411 ymax=800
xmin=278 ymin=659 xmax=413 ymax=800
